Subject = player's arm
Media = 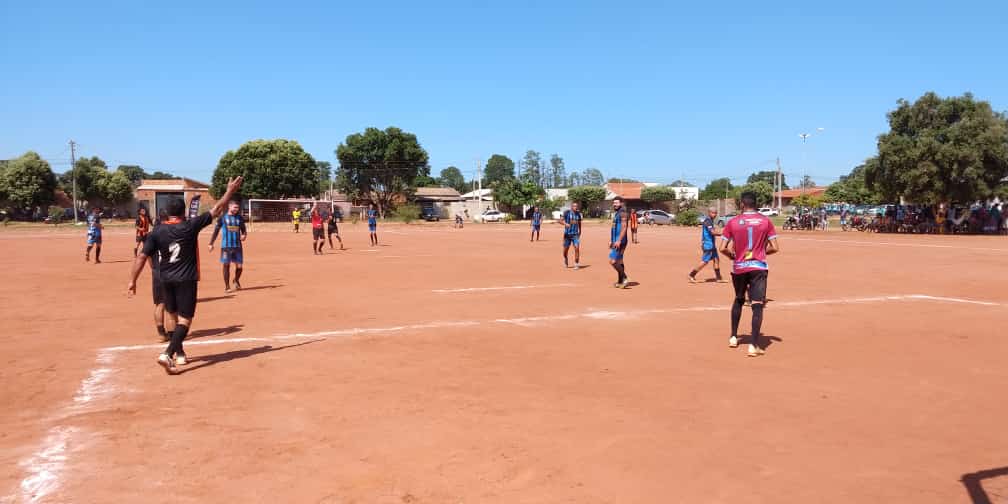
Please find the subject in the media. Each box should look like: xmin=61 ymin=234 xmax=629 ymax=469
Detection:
xmin=240 ymin=217 xmax=248 ymax=241
xmin=719 ymin=225 xmax=736 ymax=260
xmin=209 ymin=218 xmax=222 ymax=250
xmin=617 ymin=210 xmax=628 ymax=243
xmin=127 ymin=237 xmax=155 ymax=296
xmin=210 ymin=177 xmax=244 ymax=218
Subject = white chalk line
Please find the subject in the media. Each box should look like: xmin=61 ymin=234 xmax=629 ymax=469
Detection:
xmin=11 ymin=292 xmax=1003 ymax=502
xmin=432 ymin=283 xmax=577 ymax=293
xmin=788 ymin=236 xmax=1007 ymax=252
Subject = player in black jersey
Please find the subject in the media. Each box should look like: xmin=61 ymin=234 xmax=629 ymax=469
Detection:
xmin=127 ymin=176 xmax=244 ymax=375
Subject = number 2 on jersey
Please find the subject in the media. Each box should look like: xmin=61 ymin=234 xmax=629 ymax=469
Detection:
xmin=168 ymin=242 xmax=181 ymax=263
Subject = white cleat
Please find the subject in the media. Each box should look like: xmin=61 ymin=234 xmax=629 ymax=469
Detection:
xmin=729 ymin=336 xmax=738 ymax=348
xmin=175 ymin=353 xmax=188 ymax=366
xmin=747 ymin=344 xmax=765 ymax=357
xmin=157 ymin=354 xmax=177 ymax=375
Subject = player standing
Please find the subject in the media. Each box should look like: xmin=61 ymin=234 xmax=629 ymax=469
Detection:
xmin=310 ymin=202 xmax=325 ymax=254
xmin=530 ymin=206 xmax=542 ymax=242
xmin=720 ymin=191 xmax=780 ymax=357
xmin=562 ymin=202 xmax=583 ymax=269
xmin=609 ymin=197 xmax=631 ymax=288
xmin=85 ymin=207 xmax=103 ymax=264
xmin=327 ymin=207 xmax=344 ymax=250
xmin=149 ymin=210 xmax=169 ymax=341
xmin=688 ymin=207 xmax=724 ymax=283
xmin=208 ymin=201 xmax=247 ymax=292
xmin=127 ymin=176 xmax=244 ymax=374
xmin=134 ymin=206 xmax=152 ymax=257
xmin=629 ymin=207 xmax=639 ymax=244
xmin=292 ymin=207 xmax=302 ymax=233
xmin=367 ymin=203 xmax=379 ymax=246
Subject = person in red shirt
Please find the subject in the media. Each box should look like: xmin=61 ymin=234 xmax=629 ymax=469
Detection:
xmin=720 ymin=192 xmax=780 ymax=356
xmin=310 ymin=202 xmax=325 ymax=255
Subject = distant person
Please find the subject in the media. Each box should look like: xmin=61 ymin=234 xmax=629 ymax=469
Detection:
xmin=85 ymin=207 xmax=103 ymax=263
xmin=562 ymin=202 xmax=583 ymax=269
xmin=530 ymin=206 xmax=542 ymax=242
xmin=609 ymin=197 xmax=630 ymax=288
xmin=367 ymin=203 xmax=379 ymax=246
xmin=327 ymin=208 xmax=344 ymax=250
xmin=688 ymin=207 xmax=723 ymax=283
xmin=629 ymin=207 xmax=639 ymax=243
xmin=292 ymin=208 xmax=302 ymax=233
xmin=134 ymin=206 xmax=152 ymax=257
xmin=208 ymin=200 xmax=247 ymax=292
xmin=310 ymin=202 xmax=325 ymax=254
xmin=720 ymin=191 xmax=780 ymax=357
xmin=820 ymin=207 xmax=829 ymax=231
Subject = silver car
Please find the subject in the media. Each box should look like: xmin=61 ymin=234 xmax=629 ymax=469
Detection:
xmin=642 ymin=209 xmax=674 ymax=225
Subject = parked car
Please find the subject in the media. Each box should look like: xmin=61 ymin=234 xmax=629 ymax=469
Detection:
xmin=635 ymin=209 xmax=649 ymax=223
xmin=642 ymin=209 xmax=674 ymax=225
xmin=758 ymin=207 xmax=779 ymax=217
xmin=480 ymin=209 xmax=506 ymax=223
xmin=420 ymin=207 xmax=440 ymax=222
xmin=715 ymin=213 xmax=736 ymax=226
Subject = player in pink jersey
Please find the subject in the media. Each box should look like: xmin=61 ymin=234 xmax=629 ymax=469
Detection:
xmin=720 ymin=191 xmax=780 ymax=356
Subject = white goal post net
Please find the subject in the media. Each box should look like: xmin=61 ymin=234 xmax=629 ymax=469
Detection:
xmin=246 ymin=199 xmax=335 ymax=230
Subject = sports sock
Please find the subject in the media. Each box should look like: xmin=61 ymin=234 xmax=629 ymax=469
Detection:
xmin=157 ymin=325 xmax=166 ymax=338
xmin=234 ymin=267 xmax=242 ymax=284
xmin=94 ymin=247 xmax=101 ymax=262
xmin=223 ymin=267 xmax=231 ymax=288
xmin=689 ymin=269 xmax=697 ymax=278
xmin=731 ymin=298 xmax=744 ymax=336
xmin=616 ymin=264 xmax=627 ymax=283
xmin=751 ymin=303 xmax=765 ymax=345
xmin=167 ymin=324 xmax=190 ymax=358
xmin=714 ymin=268 xmax=722 ymax=280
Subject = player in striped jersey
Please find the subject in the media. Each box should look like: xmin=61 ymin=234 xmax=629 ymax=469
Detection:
xmin=208 ymin=201 xmax=247 ymax=293
xmin=609 ymin=197 xmax=631 ymax=288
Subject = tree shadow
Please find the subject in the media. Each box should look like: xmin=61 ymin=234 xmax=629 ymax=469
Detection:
xmin=178 ymin=339 xmax=323 ymax=374
xmin=187 ymin=324 xmax=244 ymax=340
xmin=962 ymin=466 xmax=1008 ymax=504
xmin=574 ymin=264 xmax=592 ymax=270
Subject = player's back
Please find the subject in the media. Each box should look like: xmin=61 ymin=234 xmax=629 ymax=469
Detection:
xmin=725 ymin=212 xmax=776 ymax=272
xmin=149 ymin=213 xmax=212 ymax=283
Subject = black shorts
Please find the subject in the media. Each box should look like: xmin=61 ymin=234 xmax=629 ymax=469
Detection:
xmin=313 ymin=228 xmax=324 ymax=240
xmin=162 ymin=280 xmax=198 ymax=318
xmin=152 ymin=274 xmax=164 ymax=305
xmin=732 ymin=270 xmax=768 ymax=303
xmin=136 ymin=233 xmax=148 ymax=244
xmin=328 ymin=225 xmax=339 ymax=236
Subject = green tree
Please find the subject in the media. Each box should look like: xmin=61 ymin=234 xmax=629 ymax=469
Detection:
xmin=699 ymin=177 xmax=734 ymax=200
xmin=607 ymin=177 xmax=640 ymax=183
xmin=116 ymin=165 xmax=146 ymax=185
xmin=494 ymin=177 xmax=543 ymax=211
xmin=567 ymin=185 xmax=607 ymax=208
xmin=581 ymin=168 xmax=604 ymax=186
xmin=484 ymin=154 xmax=515 ymax=186
xmin=0 ymin=151 xmax=57 ymax=209
xmin=823 ymin=164 xmax=880 ymax=204
xmin=747 ymin=170 xmax=787 ymax=190
xmin=213 ymin=139 xmax=319 ymax=199
xmin=538 ymin=196 xmax=565 ymax=214
xmin=147 ymin=171 xmax=175 ymax=179
xmin=864 ymin=92 xmax=1008 ymax=203
xmin=799 ymin=175 xmax=816 ymax=189
xmin=669 ymin=179 xmax=694 ymax=187
xmin=734 ymin=181 xmax=774 ymax=207
xmin=99 ymin=171 xmax=134 ymax=205
xmin=549 ymin=154 xmax=566 ymax=188
xmin=335 ymin=127 xmax=430 ymax=210
xmin=316 ymin=161 xmax=332 ymax=194
xmin=641 ymin=185 xmax=679 ymax=202
xmin=61 ymin=156 xmax=109 ymax=202
xmin=439 ymin=166 xmax=466 ymax=193
xmin=791 ymin=193 xmax=825 ymax=209
xmin=521 ymin=150 xmax=543 ymax=186
xmin=414 ymin=173 xmax=439 ymax=187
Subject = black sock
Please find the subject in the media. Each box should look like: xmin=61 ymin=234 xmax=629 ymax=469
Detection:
xmin=689 ymin=269 xmax=697 ymax=278
xmin=714 ymin=268 xmax=722 ymax=280
xmin=95 ymin=247 xmax=101 ymax=261
xmin=616 ymin=264 xmax=627 ymax=283
xmin=223 ymin=267 xmax=231 ymax=288
xmin=234 ymin=267 xmax=242 ymax=284
xmin=731 ymin=298 xmax=744 ymax=336
xmin=751 ymin=303 xmax=765 ymax=346
xmin=157 ymin=325 xmax=166 ymax=337
xmin=167 ymin=324 xmax=190 ymax=357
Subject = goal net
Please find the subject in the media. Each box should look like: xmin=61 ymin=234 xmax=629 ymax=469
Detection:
xmin=247 ymin=199 xmax=335 ymax=230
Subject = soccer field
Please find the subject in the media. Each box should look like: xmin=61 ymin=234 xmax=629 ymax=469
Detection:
xmin=2 ymin=222 xmax=1006 ymax=503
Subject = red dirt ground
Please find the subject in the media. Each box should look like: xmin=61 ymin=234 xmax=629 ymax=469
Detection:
xmin=1 ymin=221 xmax=1006 ymax=503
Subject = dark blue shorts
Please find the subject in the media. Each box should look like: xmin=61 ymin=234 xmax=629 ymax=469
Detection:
xmin=368 ymin=222 xmax=377 ymax=232
xmin=532 ymin=224 xmax=541 ymax=231
xmin=702 ymin=248 xmax=717 ymax=262
xmin=609 ymin=242 xmax=627 ymax=261
xmin=563 ymin=235 xmax=580 ymax=247
xmin=87 ymin=233 xmax=101 ymax=245
xmin=220 ymin=248 xmax=243 ymax=265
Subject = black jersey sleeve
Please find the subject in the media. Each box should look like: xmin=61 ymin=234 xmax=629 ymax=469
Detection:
xmin=142 ymin=229 xmax=159 ymax=257
xmin=193 ymin=212 xmax=214 ymax=231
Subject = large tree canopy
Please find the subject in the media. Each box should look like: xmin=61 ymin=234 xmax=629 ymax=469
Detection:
xmin=521 ymin=150 xmax=543 ymax=186
xmin=640 ymin=185 xmax=679 ymax=202
xmin=439 ymin=166 xmax=466 ymax=193
xmin=580 ymin=168 xmax=605 ymax=186
xmin=1 ymin=151 xmax=57 ymax=209
xmin=733 ymin=181 xmax=774 ymax=207
xmin=335 ymin=127 xmax=430 ymax=210
xmin=61 ymin=156 xmax=109 ymax=202
xmin=864 ymin=92 xmax=1008 ymax=203
xmin=484 ymin=154 xmax=515 ymax=186
xmin=699 ymin=177 xmax=734 ymax=200
xmin=494 ymin=177 xmax=543 ymax=211
xmin=213 ymin=139 xmax=319 ymax=199
xmin=549 ymin=154 xmax=566 ymax=188
xmin=747 ymin=170 xmax=788 ymax=190
xmin=567 ymin=185 xmax=607 ymax=207
xmin=824 ymin=163 xmax=880 ymax=204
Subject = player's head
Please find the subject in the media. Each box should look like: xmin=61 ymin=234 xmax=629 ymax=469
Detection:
xmin=612 ymin=196 xmax=623 ymax=210
xmin=167 ymin=198 xmax=186 ymax=217
xmin=370 ymin=203 xmax=376 ymax=210
xmin=157 ymin=209 xmax=168 ymax=225
xmin=708 ymin=206 xmax=718 ymax=218
xmin=138 ymin=207 xmax=147 ymax=216
xmin=91 ymin=207 xmax=100 ymax=214
xmin=228 ymin=201 xmax=239 ymax=215
xmin=739 ymin=191 xmax=757 ymax=211
xmin=571 ymin=201 xmax=580 ymax=211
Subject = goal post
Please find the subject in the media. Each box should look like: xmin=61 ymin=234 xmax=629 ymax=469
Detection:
xmin=246 ymin=199 xmax=334 ymax=231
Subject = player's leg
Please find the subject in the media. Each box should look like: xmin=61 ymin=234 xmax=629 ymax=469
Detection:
xmin=170 ymin=281 xmax=198 ymax=366
xmin=616 ymin=245 xmax=629 ymax=287
xmin=562 ymin=238 xmax=570 ymax=267
xmin=157 ymin=283 xmax=181 ymax=373
xmin=328 ymin=229 xmax=334 ymax=249
xmin=689 ymin=254 xmax=709 ymax=283
xmin=336 ymin=232 xmax=344 ymax=249
xmin=573 ymin=240 xmax=581 ymax=268
xmin=232 ymin=250 xmax=243 ymax=290
xmin=729 ymin=273 xmax=747 ymax=348
xmin=152 ymin=277 xmax=166 ymax=340
xmin=712 ymin=254 xmax=723 ymax=282
xmin=85 ymin=244 xmax=92 ymax=261
xmin=747 ymin=271 xmax=768 ymax=356
xmin=94 ymin=242 xmax=102 ymax=263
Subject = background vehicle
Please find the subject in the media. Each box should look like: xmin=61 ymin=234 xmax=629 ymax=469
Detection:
xmin=715 ymin=213 xmax=736 ymax=226
xmin=642 ymin=209 xmax=673 ymax=225
xmin=420 ymin=207 xmax=440 ymax=222
xmin=758 ymin=207 xmax=779 ymax=217
xmin=480 ymin=209 xmax=506 ymax=223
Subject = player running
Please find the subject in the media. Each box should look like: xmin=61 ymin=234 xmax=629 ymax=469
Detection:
xmin=688 ymin=207 xmax=724 ymax=283
xmin=609 ymin=196 xmax=631 ymax=288
xmin=208 ymin=200 xmax=247 ymax=292
xmin=310 ymin=202 xmax=325 ymax=254
xmin=134 ymin=206 xmax=152 ymax=257
xmin=127 ymin=176 xmax=244 ymax=375
xmin=562 ymin=202 xmax=583 ymax=269
xmin=367 ymin=203 xmax=379 ymax=246
xmin=327 ymin=207 xmax=344 ymax=250
xmin=720 ymin=191 xmax=780 ymax=357
xmin=292 ymin=208 xmax=302 ymax=233
xmin=85 ymin=207 xmax=103 ymax=264
xmin=530 ymin=206 xmax=542 ymax=242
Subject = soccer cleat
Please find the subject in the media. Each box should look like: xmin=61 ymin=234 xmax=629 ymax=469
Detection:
xmin=574 ymin=264 xmax=580 ymax=270
xmin=157 ymin=354 xmax=176 ymax=375
xmin=618 ymin=279 xmax=631 ymax=289
xmin=234 ymin=281 xmax=242 ymax=291
xmin=747 ymin=344 xmax=765 ymax=357
xmin=729 ymin=336 xmax=738 ymax=348
xmin=175 ymin=353 xmax=188 ymax=366
xmin=613 ymin=282 xmax=622 ymax=288
xmin=688 ymin=274 xmax=697 ymax=283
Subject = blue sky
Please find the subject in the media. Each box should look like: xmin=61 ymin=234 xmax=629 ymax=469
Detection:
xmin=2 ymin=0 xmax=1006 ymax=188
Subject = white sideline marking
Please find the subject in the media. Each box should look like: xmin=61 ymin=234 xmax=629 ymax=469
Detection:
xmin=11 ymin=292 xmax=1004 ymax=502
xmin=788 ymin=236 xmax=1007 ymax=252
xmin=433 ymin=283 xmax=577 ymax=293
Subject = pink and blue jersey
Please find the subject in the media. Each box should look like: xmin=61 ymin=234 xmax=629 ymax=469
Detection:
xmin=722 ymin=212 xmax=777 ymax=274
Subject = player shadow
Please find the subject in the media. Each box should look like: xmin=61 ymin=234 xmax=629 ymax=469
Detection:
xmin=99 ymin=260 xmax=132 ymax=264
xmin=187 ymin=324 xmax=244 ymax=340
xmin=739 ymin=333 xmax=783 ymax=350
xmin=234 ymin=284 xmax=283 ymax=292
xmin=197 ymin=295 xmax=233 ymax=303
xmin=962 ymin=466 xmax=1008 ymax=504
xmin=621 ymin=280 xmax=640 ymax=288
xmin=178 ymin=339 xmax=323 ymax=374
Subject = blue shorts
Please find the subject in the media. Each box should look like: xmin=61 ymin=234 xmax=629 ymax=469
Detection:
xmin=702 ymin=248 xmax=717 ymax=262
xmin=609 ymin=243 xmax=627 ymax=261
xmin=563 ymin=235 xmax=580 ymax=247
xmin=87 ymin=234 xmax=101 ymax=245
xmin=368 ymin=223 xmax=376 ymax=232
xmin=532 ymin=224 xmax=541 ymax=231
xmin=220 ymin=248 xmax=243 ymax=265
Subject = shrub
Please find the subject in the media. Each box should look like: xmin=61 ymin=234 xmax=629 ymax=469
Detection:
xmin=48 ymin=206 xmax=63 ymax=225
xmin=676 ymin=208 xmax=700 ymax=226
xmin=391 ymin=203 xmax=419 ymax=224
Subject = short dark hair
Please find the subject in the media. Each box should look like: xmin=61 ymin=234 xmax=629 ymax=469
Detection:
xmin=613 ymin=196 xmax=623 ymax=202
xmin=167 ymin=198 xmax=186 ymax=217
xmin=740 ymin=191 xmax=757 ymax=210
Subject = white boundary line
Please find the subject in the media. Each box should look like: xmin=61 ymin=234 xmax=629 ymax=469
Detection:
xmin=432 ymin=283 xmax=577 ymax=294
xmin=10 ymin=292 xmax=1005 ymax=502
xmin=788 ymin=236 xmax=1007 ymax=252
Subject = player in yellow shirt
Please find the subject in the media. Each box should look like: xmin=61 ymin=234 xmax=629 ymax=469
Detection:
xmin=292 ymin=208 xmax=302 ymax=233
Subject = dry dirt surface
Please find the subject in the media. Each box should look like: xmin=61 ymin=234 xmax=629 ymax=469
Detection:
xmin=1 ymin=221 xmax=1006 ymax=503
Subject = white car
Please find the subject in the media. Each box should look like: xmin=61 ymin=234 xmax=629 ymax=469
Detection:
xmin=480 ymin=209 xmax=506 ymax=223
xmin=758 ymin=207 xmax=780 ymax=217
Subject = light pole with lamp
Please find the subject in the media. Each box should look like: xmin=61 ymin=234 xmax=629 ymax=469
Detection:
xmin=798 ymin=127 xmax=825 ymax=195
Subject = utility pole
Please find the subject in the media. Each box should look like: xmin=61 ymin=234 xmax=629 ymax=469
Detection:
xmin=776 ymin=157 xmax=783 ymax=210
xmin=69 ymin=140 xmax=79 ymax=224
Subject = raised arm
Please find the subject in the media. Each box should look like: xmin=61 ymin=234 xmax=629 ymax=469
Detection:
xmin=210 ymin=177 xmax=244 ymax=218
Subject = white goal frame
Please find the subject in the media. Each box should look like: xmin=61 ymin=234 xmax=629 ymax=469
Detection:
xmin=247 ymin=199 xmax=335 ymax=231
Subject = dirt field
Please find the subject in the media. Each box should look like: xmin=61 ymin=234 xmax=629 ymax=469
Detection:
xmin=1 ymin=220 xmax=1006 ymax=503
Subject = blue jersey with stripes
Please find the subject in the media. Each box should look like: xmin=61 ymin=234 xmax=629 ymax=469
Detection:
xmin=367 ymin=209 xmax=377 ymax=225
xmin=87 ymin=213 xmax=101 ymax=237
xmin=532 ymin=211 xmax=542 ymax=226
xmin=215 ymin=214 xmax=246 ymax=249
xmin=701 ymin=216 xmax=716 ymax=250
xmin=563 ymin=210 xmax=582 ymax=236
xmin=611 ymin=209 xmax=628 ymax=245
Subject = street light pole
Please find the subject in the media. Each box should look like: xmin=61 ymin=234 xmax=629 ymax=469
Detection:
xmin=797 ymin=127 xmax=825 ymax=196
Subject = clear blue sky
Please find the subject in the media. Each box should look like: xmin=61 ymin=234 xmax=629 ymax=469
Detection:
xmin=2 ymin=0 xmax=1006 ymax=188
